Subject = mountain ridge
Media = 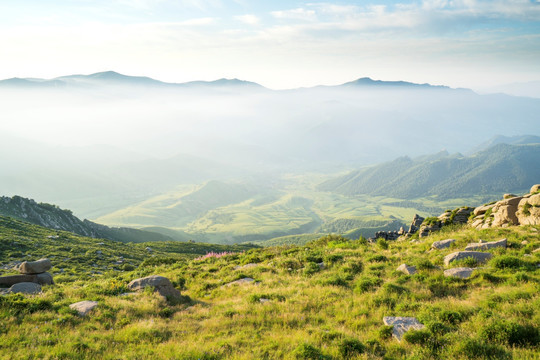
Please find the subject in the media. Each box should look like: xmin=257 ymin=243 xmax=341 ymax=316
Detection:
xmin=0 ymin=71 xmax=467 ymax=92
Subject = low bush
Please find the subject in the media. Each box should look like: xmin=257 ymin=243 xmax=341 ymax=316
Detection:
xmin=338 ymin=338 xmax=365 ymax=358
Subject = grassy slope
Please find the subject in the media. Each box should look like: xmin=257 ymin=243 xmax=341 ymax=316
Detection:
xmin=0 ymin=216 xmax=256 ymax=278
xmin=1 ymin=219 xmax=539 ymax=359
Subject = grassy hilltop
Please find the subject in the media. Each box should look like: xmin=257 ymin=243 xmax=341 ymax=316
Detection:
xmin=0 ymin=216 xmax=539 ymax=359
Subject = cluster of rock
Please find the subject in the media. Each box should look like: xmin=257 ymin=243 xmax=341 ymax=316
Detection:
xmin=374 ymin=214 xmax=425 ymax=241
xmin=470 ymin=185 xmax=540 ymax=229
xmin=441 ymin=238 xmax=507 ymax=279
xmin=417 ymin=207 xmax=474 ymax=238
xmin=0 ymin=258 xmax=54 ymax=295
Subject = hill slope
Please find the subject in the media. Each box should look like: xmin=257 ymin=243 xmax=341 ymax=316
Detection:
xmin=320 ymin=143 xmax=540 ymax=199
xmin=0 ymin=196 xmax=180 ymax=243
xmin=0 ymin=217 xmax=538 ymax=359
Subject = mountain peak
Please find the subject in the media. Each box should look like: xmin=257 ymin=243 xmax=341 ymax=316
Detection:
xmin=342 ymin=77 xmax=450 ymax=90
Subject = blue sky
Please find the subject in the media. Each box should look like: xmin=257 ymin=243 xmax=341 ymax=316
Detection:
xmin=1 ymin=0 xmax=539 ymax=89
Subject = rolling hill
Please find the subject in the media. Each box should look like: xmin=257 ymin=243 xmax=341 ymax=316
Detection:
xmin=319 ymin=143 xmax=540 ymax=200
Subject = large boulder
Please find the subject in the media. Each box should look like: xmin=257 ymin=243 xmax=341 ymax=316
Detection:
xmin=9 ymin=282 xmax=41 ymax=294
xmin=491 ymin=197 xmax=522 ymax=227
xmin=0 ymin=274 xmax=39 ymax=287
xmin=444 ymin=251 xmax=493 ymax=266
xmin=431 ymin=239 xmax=456 ymax=250
xmin=516 ymin=194 xmax=540 ymax=226
xmin=383 ymin=317 xmax=425 ymax=341
xmin=530 ymin=184 xmax=540 ymax=194
xmin=444 ymin=267 xmax=474 ymax=279
xmin=473 ymin=204 xmax=495 ymax=217
xmin=465 ymin=238 xmax=507 ymax=251
xmin=70 ymin=301 xmax=98 ymax=316
xmin=36 ymin=272 xmax=54 ymax=285
xmin=18 ymin=259 xmax=52 ymax=274
xmin=127 ymin=275 xmax=181 ymax=299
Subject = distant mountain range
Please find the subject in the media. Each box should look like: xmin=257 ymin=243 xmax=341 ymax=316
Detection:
xmin=0 ymin=71 xmax=265 ymax=91
xmin=319 ymin=142 xmax=540 ymax=199
xmin=0 ymin=71 xmax=461 ymax=92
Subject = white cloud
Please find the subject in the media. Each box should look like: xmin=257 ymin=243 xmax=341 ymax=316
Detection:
xmin=235 ymin=14 xmax=259 ymax=25
xmin=271 ymin=8 xmax=317 ymax=22
xmin=176 ymin=17 xmax=216 ymax=26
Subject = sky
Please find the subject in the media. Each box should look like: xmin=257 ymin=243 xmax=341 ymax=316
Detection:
xmin=1 ymin=0 xmax=540 ymax=89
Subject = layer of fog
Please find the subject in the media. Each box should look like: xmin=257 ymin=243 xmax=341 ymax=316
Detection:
xmin=1 ymin=82 xmax=539 ymax=218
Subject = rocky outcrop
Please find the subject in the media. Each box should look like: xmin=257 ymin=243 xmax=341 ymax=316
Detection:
xmin=465 ymin=238 xmax=507 ymax=251
xmin=70 ymin=301 xmax=99 ymax=316
xmin=516 ymin=193 xmax=540 ymax=225
xmin=438 ymin=207 xmax=474 ymax=225
xmin=444 ymin=251 xmax=493 ymax=266
xmin=127 ymin=275 xmax=181 ymax=300
xmin=470 ymin=184 xmax=540 ymax=229
xmin=0 ymin=258 xmax=54 ymax=290
xmin=376 ymin=214 xmax=424 ymax=241
xmin=383 ymin=317 xmax=425 ymax=342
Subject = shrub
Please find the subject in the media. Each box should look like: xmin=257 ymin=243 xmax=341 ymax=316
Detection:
xmin=354 ymin=276 xmax=382 ymax=294
xmin=341 ymin=261 xmax=363 ymax=276
xmin=377 ymin=238 xmax=389 ymax=250
xmin=367 ymin=254 xmax=388 ymax=262
xmin=416 ymin=258 xmax=435 ymax=270
xmin=0 ymin=294 xmax=53 ymax=317
xmin=480 ymin=319 xmax=540 ymax=347
xmin=456 ymin=338 xmax=509 ymax=359
xmin=378 ymin=325 xmax=394 ymax=340
xmin=491 ymin=255 xmax=529 ymax=270
xmin=382 ymin=283 xmax=408 ymax=295
xmin=325 ymin=254 xmax=344 ymax=264
xmin=293 ymin=343 xmax=325 ymax=360
xmin=279 ymin=259 xmax=302 ymax=270
xmin=319 ymin=275 xmax=349 ymax=288
xmin=303 ymin=262 xmax=320 ymax=276
xmin=439 ymin=310 xmax=464 ymax=325
xmin=403 ymin=329 xmax=431 ymax=345
xmin=338 ymin=338 xmax=365 ymax=358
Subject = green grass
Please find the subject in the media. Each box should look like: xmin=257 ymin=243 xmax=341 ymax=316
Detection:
xmin=1 ymin=218 xmax=539 ymax=359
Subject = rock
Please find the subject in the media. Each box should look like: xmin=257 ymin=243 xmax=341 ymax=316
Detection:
xmin=36 ymin=272 xmax=54 ymax=285
xmin=70 ymin=300 xmax=98 ymax=316
xmin=9 ymin=282 xmax=41 ymax=294
xmin=383 ymin=317 xmax=425 ymax=341
xmin=431 ymin=239 xmax=456 ymax=250
xmin=491 ymin=197 xmax=523 ymax=227
xmin=317 ymin=262 xmax=325 ymax=269
xmin=444 ymin=251 xmax=493 ymax=266
xmin=473 ymin=204 xmax=495 ymax=216
xmin=96 ymin=250 xmax=102 ymax=255
xmin=18 ymin=258 xmax=52 ymax=274
xmin=419 ymin=222 xmax=441 ymax=238
xmin=259 ymin=298 xmax=270 ymax=304
xmin=145 ymin=247 xmax=152 ymax=252
xmin=503 ymin=194 xmax=518 ymax=199
xmin=516 ymin=194 xmax=540 ymax=226
xmin=530 ymin=184 xmax=540 ymax=194
xmin=521 ymin=240 xmax=528 ymax=245
xmin=226 ymin=278 xmax=256 ymax=286
xmin=444 ymin=267 xmax=474 ymax=279
xmin=127 ymin=275 xmax=181 ymax=300
xmin=396 ymin=264 xmax=417 ymax=275
xmin=465 ymin=238 xmax=507 ymax=251
xmin=0 ymin=274 xmax=40 ymax=287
